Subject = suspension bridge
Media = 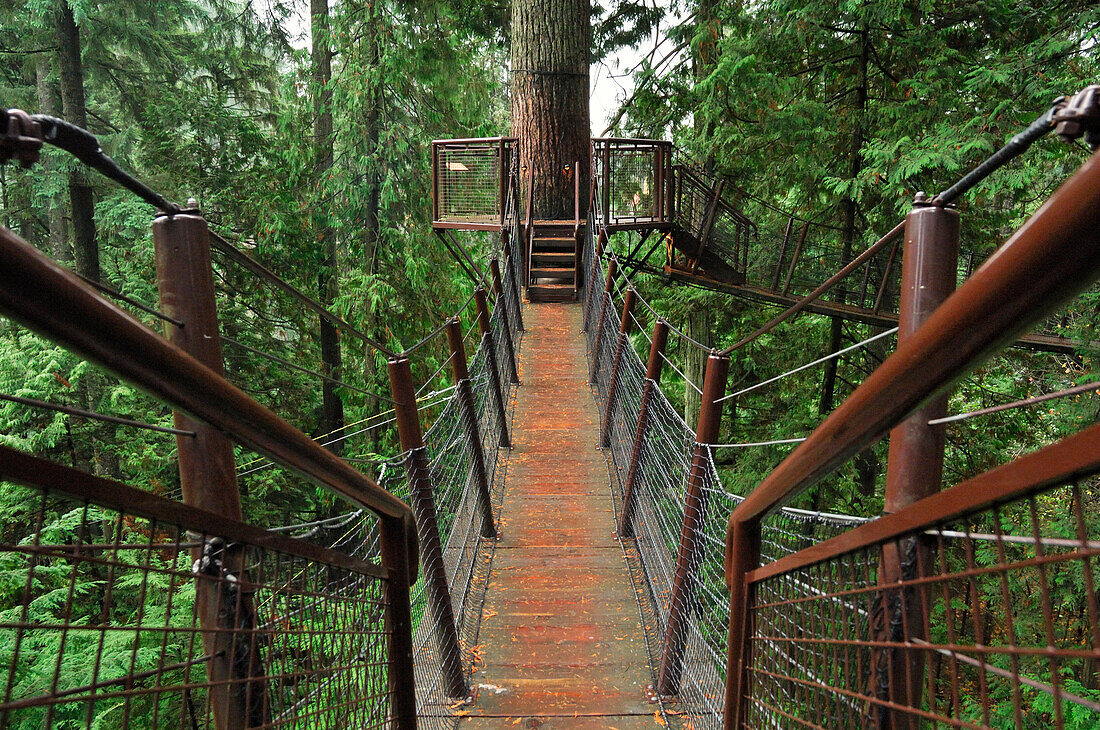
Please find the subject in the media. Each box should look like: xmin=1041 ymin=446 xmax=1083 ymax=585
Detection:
xmin=1 ymin=83 xmax=1100 ymax=730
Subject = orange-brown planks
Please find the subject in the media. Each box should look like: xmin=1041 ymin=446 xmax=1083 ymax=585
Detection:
xmin=460 ymin=303 xmax=660 ymax=728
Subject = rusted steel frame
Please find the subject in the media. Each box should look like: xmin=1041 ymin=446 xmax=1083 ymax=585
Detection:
xmin=475 ymin=288 xmax=511 ymax=448
xmin=599 ymin=289 xmax=638 ymax=448
xmin=780 ymin=221 xmax=810 ymax=295
xmin=447 ymin=318 xmax=497 ymax=539
xmin=726 ymin=220 xmax=905 ymax=355
xmin=690 ymin=180 xmax=726 ymax=275
xmin=489 ymin=259 xmax=520 ymax=384
xmin=588 ymin=258 xmax=618 ymax=384
xmin=0 ymin=222 xmax=417 ymax=557
xmin=625 ymin=229 xmax=654 ymax=264
xmin=655 ymin=144 xmax=664 ymax=222
xmin=432 ymin=141 xmax=440 ymax=223
xmin=153 ymin=211 xmax=268 ymax=729
xmin=619 ymin=318 xmax=670 ymax=538
xmin=721 ymin=153 xmax=1100 ymax=726
xmin=876 ymin=201 xmax=959 ymax=727
xmin=658 ymin=352 xmax=730 ymax=696
xmin=499 ymin=138 xmax=507 ymax=227
xmin=388 ymin=356 xmax=468 ymax=700
xmin=602 ymin=141 xmax=612 ymax=227
xmin=666 ymin=145 xmax=675 ymax=221
xmin=873 ymin=234 xmax=903 ymax=314
xmin=432 ymin=136 xmax=519 ymax=146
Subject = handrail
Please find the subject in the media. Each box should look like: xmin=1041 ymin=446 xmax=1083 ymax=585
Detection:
xmin=724 ymin=147 xmax=1100 ymax=727
xmin=726 ymin=150 xmax=1100 ymax=529
xmin=0 ymin=224 xmax=419 ymax=575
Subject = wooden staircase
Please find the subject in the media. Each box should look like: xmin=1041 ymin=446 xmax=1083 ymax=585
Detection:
xmin=527 ymin=220 xmax=581 ymax=302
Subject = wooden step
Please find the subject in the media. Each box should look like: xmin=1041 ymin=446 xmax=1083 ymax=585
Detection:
xmin=527 ymin=283 xmax=577 ymax=303
xmin=530 ymin=267 xmax=576 ymax=283
xmin=531 ymin=252 xmax=574 ymax=265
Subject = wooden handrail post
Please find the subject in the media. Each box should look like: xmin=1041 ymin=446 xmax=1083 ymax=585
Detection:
xmin=475 ymin=287 xmax=512 ymax=448
xmin=588 ymin=257 xmax=618 ymax=384
xmin=153 ymin=207 xmax=269 ymax=730
xmin=723 ymin=516 xmax=761 ymax=729
xmin=447 ymin=317 xmax=498 ymax=538
xmin=618 ymin=317 xmax=669 ymax=538
xmin=379 ymin=513 xmax=419 ymax=730
xmin=599 ymin=288 xmax=637 ymax=448
xmin=877 ymin=195 xmax=959 ymax=728
xmin=490 ymin=258 xmax=520 ymax=384
xmin=388 ymin=355 xmax=468 ymax=700
xmin=657 ymin=351 xmax=730 ymax=696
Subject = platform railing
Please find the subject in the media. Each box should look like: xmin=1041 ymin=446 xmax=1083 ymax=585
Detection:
xmin=725 ymin=147 xmax=1100 ymax=728
xmin=431 ymin=137 xmax=518 ymax=230
xmin=592 ymin=138 xmax=674 ymax=230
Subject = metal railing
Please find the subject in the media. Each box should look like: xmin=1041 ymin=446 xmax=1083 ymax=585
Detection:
xmin=431 ymin=138 xmax=518 ymax=230
xmin=592 ymin=137 xmax=674 ymax=229
xmin=584 ymin=97 xmax=1100 ymax=726
xmin=0 ymin=110 xmax=528 ymax=729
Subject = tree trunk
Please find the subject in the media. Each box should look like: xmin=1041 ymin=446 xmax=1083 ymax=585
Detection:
xmin=56 ymin=0 xmax=97 ymax=282
xmin=36 ymin=54 xmax=71 ymax=263
xmin=510 ymin=0 xmax=590 ymax=220
xmin=312 ymin=0 xmax=344 ymax=453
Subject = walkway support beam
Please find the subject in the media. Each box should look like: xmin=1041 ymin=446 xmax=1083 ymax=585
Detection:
xmin=658 ymin=351 xmax=730 ymax=696
xmin=153 ymin=209 xmax=269 ymax=730
xmin=619 ymin=317 xmax=669 ymax=538
xmin=599 ymin=288 xmax=637 ymax=448
xmin=447 ymin=317 xmax=498 ymax=539
xmin=388 ymin=355 xmax=468 ymax=700
xmin=877 ymin=197 xmax=959 ymax=727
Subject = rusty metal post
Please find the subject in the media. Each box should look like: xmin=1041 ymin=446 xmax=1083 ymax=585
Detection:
xmin=878 ymin=195 xmax=959 ymax=728
xmin=490 ymin=258 xmax=520 ymax=384
xmin=379 ymin=514 xmax=419 ymax=730
xmin=657 ymin=351 xmax=730 ymax=696
xmin=618 ymin=317 xmax=669 ymax=538
xmin=599 ymin=288 xmax=637 ymax=448
xmin=152 ymin=207 xmax=269 ymax=730
xmin=388 ymin=356 xmax=468 ymax=700
xmin=588 ymin=257 xmax=618 ymax=384
xmin=602 ymin=141 xmax=612 ymax=227
xmin=447 ymin=318 xmax=498 ymax=539
xmin=475 ymin=288 xmax=511 ymax=448
xmin=723 ymin=516 xmax=762 ymax=729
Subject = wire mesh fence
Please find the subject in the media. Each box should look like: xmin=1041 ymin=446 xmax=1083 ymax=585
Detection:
xmin=592 ymin=139 xmax=672 ymax=227
xmin=432 ymin=140 xmax=516 ymax=226
xmin=746 ymin=479 xmax=1100 ymax=729
xmin=0 ymin=471 xmax=395 ymax=730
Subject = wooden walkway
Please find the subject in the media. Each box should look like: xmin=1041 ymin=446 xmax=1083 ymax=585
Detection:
xmin=459 ymin=303 xmax=660 ymax=728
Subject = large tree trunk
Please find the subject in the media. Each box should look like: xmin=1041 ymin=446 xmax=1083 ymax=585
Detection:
xmin=36 ymin=54 xmax=71 ymax=263
xmin=510 ymin=0 xmax=590 ymax=220
xmin=312 ymin=0 xmax=345 ymax=453
xmin=56 ymin=0 xmax=97 ymax=283
xmin=683 ymin=308 xmax=712 ymax=428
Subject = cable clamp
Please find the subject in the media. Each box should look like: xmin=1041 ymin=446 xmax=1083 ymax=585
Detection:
xmin=1054 ymin=84 xmax=1100 ymax=150
xmin=0 ymin=109 xmax=43 ymax=168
